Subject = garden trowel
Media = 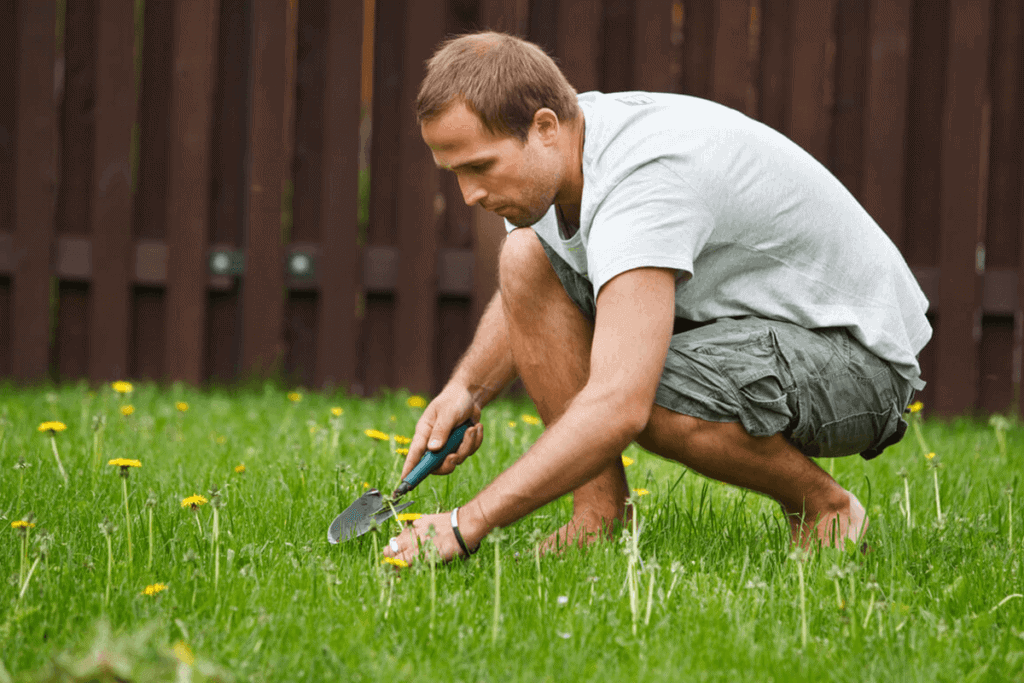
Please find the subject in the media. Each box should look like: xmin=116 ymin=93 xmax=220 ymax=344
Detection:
xmin=327 ymin=418 xmax=474 ymax=544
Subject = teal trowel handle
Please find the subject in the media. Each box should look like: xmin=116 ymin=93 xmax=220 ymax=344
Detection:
xmin=393 ymin=418 xmax=474 ymax=496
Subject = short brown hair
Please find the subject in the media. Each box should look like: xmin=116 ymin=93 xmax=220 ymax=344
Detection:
xmin=416 ymin=31 xmax=579 ymax=143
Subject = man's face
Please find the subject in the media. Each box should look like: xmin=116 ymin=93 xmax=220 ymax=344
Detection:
xmin=421 ymin=102 xmax=562 ymax=227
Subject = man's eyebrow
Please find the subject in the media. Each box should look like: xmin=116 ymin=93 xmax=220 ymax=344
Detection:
xmin=436 ymin=157 xmax=493 ymax=171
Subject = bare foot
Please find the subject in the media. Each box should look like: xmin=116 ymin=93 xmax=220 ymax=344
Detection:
xmin=539 ymin=510 xmax=627 ymax=555
xmin=786 ymin=489 xmax=868 ymax=550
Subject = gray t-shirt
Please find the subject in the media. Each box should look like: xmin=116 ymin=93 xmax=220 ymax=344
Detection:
xmin=506 ymin=91 xmax=931 ymax=390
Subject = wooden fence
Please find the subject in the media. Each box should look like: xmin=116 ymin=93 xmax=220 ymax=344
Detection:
xmin=1 ymin=0 xmax=1023 ymax=418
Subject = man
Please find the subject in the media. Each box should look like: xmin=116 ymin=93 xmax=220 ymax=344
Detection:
xmin=382 ymin=31 xmax=930 ymax=565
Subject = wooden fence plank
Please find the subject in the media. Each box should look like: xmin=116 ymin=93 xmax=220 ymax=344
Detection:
xmin=482 ymin=0 xmax=530 ymax=36
xmin=861 ymin=0 xmax=911 ymax=250
xmin=11 ymin=0 xmax=58 ymax=383
xmin=55 ymin=284 xmax=89 ymax=380
xmin=680 ymin=0 xmax=714 ymax=99
xmin=0 ymin=1 xmax=15 ymax=243
xmin=934 ymin=0 xmax=992 ymax=416
xmin=88 ymin=0 xmax=136 ymax=382
xmin=758 ymin=0 xmax=790 ymax=131
xmin=633 ymin=0 xmax=677 ymax=93
xmin=602 ymin=0 xmax=635 ymax=92
xmin=710 ymin=0 xmax=750 ymax=112
xmin=314 ymin=0 xmax=364 ymax=390
xmin=54 ymin=0 xmax=94 ymax=241
xmin=240 ymin=0 xmax=287 ymax=377
xmin=828 ymin=0 xmax=867 ymax=198
xmin=393 ymin=0 xmax=446 ymax=394
xmin=556 ymin=0 xmax=602 ymax=92
xmin=164 ymin=0 xmax=220 ymax=384
xmin=787 ymin=0 xmax=837 ymax=163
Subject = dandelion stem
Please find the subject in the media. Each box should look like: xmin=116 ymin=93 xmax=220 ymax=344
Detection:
xmin=797 ymin=559 xmax=808 ymax=648
xmin=903 ymin=477 xmax=913 ymax=529
xmin=122 ymin=477 xmax=133 ymax=566
xmin=19 ymin=532 xmax=27 ymax=588
xmin=932 ymin=467 xmax=943 ymax=527
xmin=213 ymin=505 xmax=220 ymax=592
xmin=492 ymin=532 xmax=501 ymax=645
xmin=194 ymin=510 xmax=204 ymax=539
xmin=148 ymin=507 xmax=154 ymax=571
xmin=18 ymin=556 xmax=40 ymax=601
xmin=628 ymin=501 xmax=640 ymax=636
xmin=105 ymin=533 xmax=113 ymax=606
xmin=49 ymin=434 xmax=68 ymax=486
xmin=644 ymin=567 xmax=655 ymax=626
xmin=1009 ymin=495 xmax=1014 ymax=551
xmin=862 ymin=590 xmax=877 ymax=629
xmin=429 ymin=542 xmax=436 ymax=637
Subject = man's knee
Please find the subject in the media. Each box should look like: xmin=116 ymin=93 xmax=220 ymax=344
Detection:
xmin=498 ymin=228 xmax=556 ymax=302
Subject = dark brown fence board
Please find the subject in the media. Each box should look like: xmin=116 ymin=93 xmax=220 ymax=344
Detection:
xmin=286 ymin=292 xmax=316 ymax=387
xmin=54 ymin=0 xmax=95 ymax=240
xmin=980 ymin=316 xmax=1014 ymax=412
xmin=360 ymin=294 xmax=395 ymax=395
xmin=292 ymin=0 xmax=325 ymax=244
xmin=393 ymin=0 xmax=446 ymax=394
xmin=240 ymin=0 xmax=288 ymax=377
xmin=54 ymin=283 xmax=89 ymax=380
xmin=164 ymin=0 xmax=219 ymax=384
xmin=129 ymin=287 xmax=164 ymax=380
xmin=313 ymin=0 xmax=364 ymax=390
xmin=632 ymin=0 xmax=677 ymax=93
xmin=680 ymin=0 xmax=715 ymax=99
xmin=934 ymin=0 xmax=991 ymax=416
xmin=757 ymin=0 xmax=789 ymax=131
xmin=602 ymin=0 xmax=636 ymax=92
xmin=556 ymin=0 xmax=602 ymax=92
xmin=481 ymin=0 xmax=530 ymax=36
xmin=11 ymin=0 xmax=58 ymax=383
xmin=861 ymin=0 xmax=911 ymax=250
xmin=787 ymin=0 xmax=837 ymax=163
xmin=0 ymin=279 xmax=10 ymax=377
xmin=710 ymin=0 xmax=751 ymax=111
xmin=88 ymin=0 xmax=136 ymax=382
xmin=205 ymin=290 xmax=239 ymax=383
xmin=828 ymin=0 xmax=866 ymax=198
xmin=132 ymin=0 xmax=173 ymax=240
xmin=0 ymin=2 xmax=16 ymax=241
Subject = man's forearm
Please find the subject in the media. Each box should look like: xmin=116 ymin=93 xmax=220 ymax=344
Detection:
xmin=449 ymin=290 xmax=518 ymax=408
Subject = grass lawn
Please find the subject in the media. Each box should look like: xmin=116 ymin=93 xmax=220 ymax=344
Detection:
xmin=1 ymin=381 xmax=1022 ymax=682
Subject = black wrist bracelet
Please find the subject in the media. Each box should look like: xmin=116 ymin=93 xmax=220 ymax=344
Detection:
xmin=451 ymin=507 xmax=477 ymax=556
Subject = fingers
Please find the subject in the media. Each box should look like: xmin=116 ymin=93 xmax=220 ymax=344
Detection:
xmin=381 ymin=514 xmax=462 ymax=566
xmin=438 ymin=423 xmax=484 ymax=474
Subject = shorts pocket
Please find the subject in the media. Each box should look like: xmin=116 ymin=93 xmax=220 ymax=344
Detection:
xmin=808 ymin=404 xmax=902 ymax=459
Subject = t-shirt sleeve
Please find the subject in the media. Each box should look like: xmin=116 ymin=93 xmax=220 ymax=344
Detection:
xmin=587 ymin=160 xmax=715 ymax=299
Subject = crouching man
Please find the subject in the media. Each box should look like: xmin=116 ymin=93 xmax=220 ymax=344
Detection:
xmin=384 ymin=31 xmax=930 ymax=564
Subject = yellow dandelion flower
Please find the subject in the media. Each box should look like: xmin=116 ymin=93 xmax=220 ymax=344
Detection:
xmin=396 ymin=448 xmax=409 ymax=455
xmin=234 ymin=463 xmax=246 ymax=474
xmin=331 ymin=407 xmax=343 ymax=417
xmin=622 ymin=456 xmax=634 ymax=467
xmin=908 ymin=401 xmax=923 ymax=414
xmin=112 ymin=381 xmax=133 ymax=394
xmin=362 ymin=482 xmax=370 ymax=488
xmin=633 ymin=488 xmax=650 ymax=497
xmin=120 ymin=405 xmax=135 ymax=417
xmin=172 ymin=641 xmax=195 ymax=666
xmin=365 ymin=429 xmax=389 ymax=441
xmin=11 ymin=520 xmax=35 ymax=529
xmin=287 ymin=392 xmax=302 ymax=402
xmin=508 ymin=421 xmax=517 ymax=428
xmin=108 ymin=458 xmax=142 ymax=468
xmin=521 ymin=414 xmax=542 ymax=425
xmin=176 ymin=401 xmax=189 ymax=412
xmin=37 ymin=421 xmax=67 ymax=433
xmin=382 ymin=557 xmax=408 ymax=568
xmin=396 ymin=513 xmax=422 ymax=522
xmin=181 ymin=494 xmax=208 ymax=508
xmin=925 ymin=452 xmax=936 ymax=460
xmin=394 ymin=435 xmax=412 ymax=445
xmin=141 ymin=582 xmax=167 ymax=596
xmin=309 ymin=425 xmax=317 ymax=434
xmin=215 ymin=435 xmax=226 ymax=445
xmin=390 ymin=415 xmax=397 ymax=422
xmin=407 ymin=395 xmax=427 ymax=408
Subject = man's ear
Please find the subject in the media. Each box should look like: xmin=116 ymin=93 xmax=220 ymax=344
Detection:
xmin=531 ymin=108 xmax=560 ymax=145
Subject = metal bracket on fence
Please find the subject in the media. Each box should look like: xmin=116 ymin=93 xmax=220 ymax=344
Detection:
xmin=208 ymin=249 xmax=244 ymax=276
xmin=287 ymin=250 xmax=316 ymax=278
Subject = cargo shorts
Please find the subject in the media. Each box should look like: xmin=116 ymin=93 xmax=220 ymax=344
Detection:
xmin=537 ymin=235 xmax=916 ymax=460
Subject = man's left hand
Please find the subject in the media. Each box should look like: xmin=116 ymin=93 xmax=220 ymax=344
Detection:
xmin=381 ymin=511 xmax=468 ymax=566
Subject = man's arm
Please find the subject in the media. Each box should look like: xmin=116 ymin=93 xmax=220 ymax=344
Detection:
xmin=456 ymin=266 xmax=677 ymax=542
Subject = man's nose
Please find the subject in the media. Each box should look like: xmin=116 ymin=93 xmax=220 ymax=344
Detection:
xmin=458 ymin=178 xmax=486 ymax=207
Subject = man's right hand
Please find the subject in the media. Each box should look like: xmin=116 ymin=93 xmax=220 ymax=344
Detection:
xmin=401 ymin=384 xmax=484 ymax=480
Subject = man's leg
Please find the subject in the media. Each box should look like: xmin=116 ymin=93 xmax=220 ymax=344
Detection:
xmin=636 ymin=409 xmax=866 ymax=548
xmin=499 ymin=228 xmax=629 ymax=548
